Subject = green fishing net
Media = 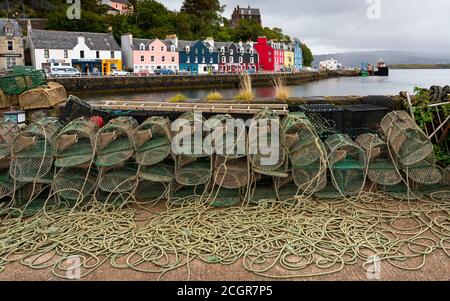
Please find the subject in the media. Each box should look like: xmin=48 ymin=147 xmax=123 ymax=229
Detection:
xmin=95 ymin=117 xmax=138 ymax=168
xmin=54 ymin=118 xmax=99 ymax=168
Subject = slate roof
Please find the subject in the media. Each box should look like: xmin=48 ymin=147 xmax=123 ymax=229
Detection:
xmin=0 ymin=19 xmax=22 ymax=37
xmin=28 ymin=29 xmax=120 ymax=51
xmin=236 ymin=7 xmax=261 ymax=16
xmin=110 ymin=0 xmax=132 ymax=5
xmin=131 ymin=38 xmax=155 ymax=50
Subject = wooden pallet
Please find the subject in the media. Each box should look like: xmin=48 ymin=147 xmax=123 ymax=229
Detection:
xmin=89 ymin=101 xmax=289 ymax=115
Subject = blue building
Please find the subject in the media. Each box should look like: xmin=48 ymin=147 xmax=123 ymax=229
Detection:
xmin=293 ymin=39 xmax=303 ymax=71
xmin=177 ymin=39 xmax=219 ymax=74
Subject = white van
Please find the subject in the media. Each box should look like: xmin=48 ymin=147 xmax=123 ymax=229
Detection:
xmin=50 ymin=66 xmax=81 ymax=77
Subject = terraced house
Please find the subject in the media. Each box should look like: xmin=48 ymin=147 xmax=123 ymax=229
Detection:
xmin=121 ymin=34 xmax=179 ymax=74
xmin=255 ymin=37 xmax=285 ymax=72
xmin=216 ymin=41 xmax=258 ymax=73
xmin=0 ymin=19 xmax=25 ymax=71
xmin=283 ymin=43 xmax=295 ymax=71
xmin=177 ymin=38 xmax=219 ymax=75
xmin=27 ymin=23 xmax=122 ymax=75
xmin=293 ymin=39 xmax=303 ymax=71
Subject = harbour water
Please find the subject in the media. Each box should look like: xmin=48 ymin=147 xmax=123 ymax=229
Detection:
xmin=84 ymin=69 xmax=450 ymax=102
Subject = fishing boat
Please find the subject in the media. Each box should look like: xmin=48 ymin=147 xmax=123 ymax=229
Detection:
xmin=374 ymin=60 xmax=389 ymax=76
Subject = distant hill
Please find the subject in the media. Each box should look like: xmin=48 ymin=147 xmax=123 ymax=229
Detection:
xmin=313 ymin=51 xmax=450 ymax=68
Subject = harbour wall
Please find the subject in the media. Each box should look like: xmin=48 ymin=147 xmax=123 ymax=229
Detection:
xmin=53 ymin=70 xmax=359 ymax=94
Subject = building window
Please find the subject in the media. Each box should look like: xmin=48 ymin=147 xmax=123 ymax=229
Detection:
xmin=161 ymin=46 xmax=165 ymax=51
xmin=6 ymin=57 xmax=16 ymax=68
xmin=162 ymin=56 xmax=165 ymax=62
xmin=151 ymin=56 xmax=155 ymax=62
xmin=239 ymin=57 xmax=243 ymax=64
xmin=141 ymin=56 xmax=144 ymax=62
xmin=210 ymin=57 xmax=213 ymax=64
xmin=5 ymin=26 xmax=13 ymax=36
xmin=222 ymin=56 xmax=226 ymax=63
xmin=185 ymin=46 xmax=190 ymax=52
xmin=186 ymin=57 xmax=190 ymax=63
xmin=195 ymin=57 xmax=198 ymax=63
xmin=139 ymin=44 xmax=145 ymax=51
xmin=80 ymin=50 xmax=85 ymax=58
xmin=202 ymin=57 xmax=205 ymax=64
xmin=230 ymin=49 xmax=234 ymax=55
xmin=171 ymin=56 xmax=175 ymax=62
xmin=229 ymin=57 xmax=233 ymax=64
xmin=171 ymin=46 xmax=175 ymax=52
xmin=7 ymin=41 xmax=13 ymax=51
xmin=250 ymin=57 xmax=254 ymax=64
xmin=268 ymin=58 xmax=272 ymax=63
xmin=96 ymin=51 xmax=100 ymax=59
xmin=221 ymin=47 xmax=225 ymax=54
xmin=111 ymin=51 xmax=115 ymax=58
xmin=44 ymin=50 xmax=49 ymax=58
xmin=209 ymin=47 xmax=213 ymax=53
xmin=151 ymin=46 xmax=155 ymax=51
xmin=64 ymin=50 xmax=68 ymax=58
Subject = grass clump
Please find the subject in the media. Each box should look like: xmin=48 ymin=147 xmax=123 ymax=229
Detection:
xmin=168 ymin=94 xmax=187 ymax=103
xmin=234 ymin=73 xmax=254 ymax=102
xmin=273 ymin=77 xmax=290 ymax=101
xmin=205 ymin=91 xmax=224 ymax=102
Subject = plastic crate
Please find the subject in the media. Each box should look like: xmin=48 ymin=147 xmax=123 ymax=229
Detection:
xmin=59 ymin=96 xmax=111 ymax=125
xmin=342 ymin=104 xmax=388 ymax=130
xmin=298 ymin=104 xmax=344 ymax=132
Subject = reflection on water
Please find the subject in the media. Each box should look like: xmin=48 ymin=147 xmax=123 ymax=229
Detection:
xmin=83 ymin=69 xmax=450 ymax=102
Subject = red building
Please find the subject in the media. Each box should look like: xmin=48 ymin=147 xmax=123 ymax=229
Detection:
xmin=254 ymin=37 xmax=285 ymax=72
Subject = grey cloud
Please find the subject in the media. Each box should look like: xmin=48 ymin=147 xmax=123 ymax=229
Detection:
xmin=161 ymin=0 xmax=450 ymax=55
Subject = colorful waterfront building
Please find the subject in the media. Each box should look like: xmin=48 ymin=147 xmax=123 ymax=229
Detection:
xmin=0 ymin=19 xmax=25 ymax=71
xmin=121 ymin=34 xmax=179 ymax=74
xmin=176 ymin=38 xmax=219 ymax=75
xmin=283 ymin=43 xmax=294 ymax=71
xmin=293 ymin=39 xmax=303 ymax=71
xmin=26 ymin=23 xmax=122 ymax=75
xmin=254 ymin=37 xmax=286 ymax=72
xmin=101 ymin=0 xmax=134 ymax=15
xmin=216 ymin=41 xmax=258 ymax=73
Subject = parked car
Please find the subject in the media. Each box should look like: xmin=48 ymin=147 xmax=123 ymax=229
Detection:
xmin=111 ymin=70 xmax=131 ymax=76
xmin=50 ymin=66 xmax=81 ymax=77
xmin=154 ymin=69 xmax=175 ymax=75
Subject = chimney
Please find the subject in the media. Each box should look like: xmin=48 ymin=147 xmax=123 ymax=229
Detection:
xmin=204 ymin=37 xmax=214 ymax=48
xmin=166 ymin=34 xmax=178 ymax=48
xmin=27 ymin=20 xmax=32 ymax=34
xmin=77 ymin=35 xmax=85 ymax=45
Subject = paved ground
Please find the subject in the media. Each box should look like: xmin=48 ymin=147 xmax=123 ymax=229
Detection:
xmin=0 ymin=250 xmax=449 ymax=281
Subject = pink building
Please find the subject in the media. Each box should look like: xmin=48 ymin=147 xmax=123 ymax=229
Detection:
xmin=102 ymin=0 xmax=134 ymax=15
xmin=121 ymin=34 xmax=179 ymax=74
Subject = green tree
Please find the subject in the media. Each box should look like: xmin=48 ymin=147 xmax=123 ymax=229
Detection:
xmin=181 ymin=0 xmax=224 ymax=25
xmin=301 ymin=43 xmax=313 ymax=67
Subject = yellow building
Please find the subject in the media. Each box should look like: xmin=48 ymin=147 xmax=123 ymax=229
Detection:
xmin=102 ymin=59 xmax=123 ymax=75
xmin=284 ymin=44 xmax=294 ymax=70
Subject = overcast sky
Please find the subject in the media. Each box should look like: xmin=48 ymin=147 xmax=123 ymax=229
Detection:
xmin=161 ymin=0 xmax=450 ymax=55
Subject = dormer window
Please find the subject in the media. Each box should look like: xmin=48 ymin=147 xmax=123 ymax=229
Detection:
xmin=221 ymin=47 xmax=225 ymax=54
xmin=5 ymin=26 xmax=13 ymax=36
xmin=185 ymin=46 xmax=190 ymax=52
xmin=240 ymin=48 xmax=244 ymax=54
xmin=171 ymin=46 xmax=175 ymax=52
xmin=139 ymin=44 xmax=145 ymax=51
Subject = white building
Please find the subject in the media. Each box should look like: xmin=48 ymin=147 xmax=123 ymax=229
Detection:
xmin=319 ymin=58 xmax=342 ymax=71
xmin=26 ymin=22 xmax=122 ymax=75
